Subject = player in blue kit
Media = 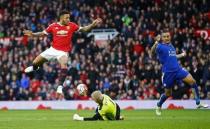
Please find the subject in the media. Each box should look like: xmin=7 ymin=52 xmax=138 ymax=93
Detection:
xmin=151 ymin=30 xmax=208 ymax=116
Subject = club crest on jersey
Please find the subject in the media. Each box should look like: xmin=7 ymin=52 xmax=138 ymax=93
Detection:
xmin=57 ymin=30 xmax=68 ymax=35
xmin=168 ymin=50 xmax=176 ymax=56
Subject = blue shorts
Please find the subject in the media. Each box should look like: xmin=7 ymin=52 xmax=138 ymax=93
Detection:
xmin=162 ymin=68 xmax=189 ymax=88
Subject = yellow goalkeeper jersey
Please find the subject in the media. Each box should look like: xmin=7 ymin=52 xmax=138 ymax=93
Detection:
xmin=97 ymin=94 xmax=117 ymax=120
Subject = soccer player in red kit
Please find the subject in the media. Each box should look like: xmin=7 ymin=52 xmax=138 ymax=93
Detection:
xmin=23 ymin=10 xmax=102 ymax=95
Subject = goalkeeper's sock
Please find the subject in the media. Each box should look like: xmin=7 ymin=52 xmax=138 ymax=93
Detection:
xmin=157 ymin=93 xmax=168 ymax=107
xmin=191 ymin=83 xmax=200 ymax=105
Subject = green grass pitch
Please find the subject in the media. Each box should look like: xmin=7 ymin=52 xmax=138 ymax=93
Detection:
xmin=0 ymin=109 xmax=210 ymax=129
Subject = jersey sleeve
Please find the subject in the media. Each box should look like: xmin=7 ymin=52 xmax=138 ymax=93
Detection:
xmin=156 ymin=43 xmax=162 ymax=54
xmin=43 ymin=23 xmax=54 ymax=35
xmin=70 ymin=22 xmax=79 ymax=32
xmin=83 ymin=113 xmax=103 ymax=121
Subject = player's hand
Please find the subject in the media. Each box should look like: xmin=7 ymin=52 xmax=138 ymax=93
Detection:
xmin=92 ymin=18 xmax=102 ymax=27
xmin=73 ymin=114 xmax=83 ymax=121
xmin=181 ymin=50 xmax=186 ymax=57
xmin=154 ymin=34 xmax=161 ymax=42
xmin=23 ymin=30 xmax=33 ymax=37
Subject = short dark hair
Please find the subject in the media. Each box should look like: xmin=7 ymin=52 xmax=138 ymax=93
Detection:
xmin=59 ymin=10 xmax=69 ymax=17
xmin=161 ymin=28 xmax=170 ymax=34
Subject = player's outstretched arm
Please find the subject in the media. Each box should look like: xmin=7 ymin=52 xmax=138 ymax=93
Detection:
xmin=151 ymin=35 xmax=160 ymax=56
xmin=176 ymin=50 xmax=186 ymax=59
xmin=79 ymin=18 xmax=102 ymax=32
xmin=23 ymin=30 xmax=46 ymax=37
xmin=73 ymin=113 xmax=102 ymax=121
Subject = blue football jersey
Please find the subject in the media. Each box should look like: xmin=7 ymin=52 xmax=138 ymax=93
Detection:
xmin=156 ymin=43 xmax=181 ymax=72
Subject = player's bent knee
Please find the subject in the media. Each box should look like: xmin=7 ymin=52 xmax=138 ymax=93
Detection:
xmin=165 ymin=89 xmax=172 ymax=97
xmin=190 ymin=79 xmax=196 ymax=85
xmin=188 ymin=76 xmax=196 ymax=85
xmin=59 ymin=60 xmax=68 ymax=68
xmin=183 ymin=75 xmax=196 ymax=85
xmin=58 ymin=56 xmax=68 ymax=64
xmin=165 ymin=92 xmax=171 ymax=97
xmin=60 ymin=64 xmax=68 ymax=69
xmin=59 ymin=59 xmax=68 ymax=66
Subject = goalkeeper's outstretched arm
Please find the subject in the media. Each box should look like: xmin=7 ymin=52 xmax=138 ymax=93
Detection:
xmin=83 ymin=113 xmax=102 ymax=121
xmin=73 ymin=113 xmax=102 ymax=121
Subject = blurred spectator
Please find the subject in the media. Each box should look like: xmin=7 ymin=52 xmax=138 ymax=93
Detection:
xmin=20 ymin=73 xmax=30 ymax=89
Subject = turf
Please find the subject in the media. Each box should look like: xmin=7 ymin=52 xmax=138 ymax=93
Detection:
xmin=0 ymin=109 xmax=210 ymax=129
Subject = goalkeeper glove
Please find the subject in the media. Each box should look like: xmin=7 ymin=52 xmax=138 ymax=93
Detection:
xmin=73 ymin=114 xmax=84 ymax=121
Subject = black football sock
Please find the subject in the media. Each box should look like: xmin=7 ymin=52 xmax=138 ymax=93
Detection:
xmin=32 ymin=64 xmax=39 ymax=71
xmin=58 ymin=68 xmax=68 ymax=86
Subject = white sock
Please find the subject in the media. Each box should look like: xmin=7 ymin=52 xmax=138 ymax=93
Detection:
xmin=56 ymin=85 xmax=63 ymax=94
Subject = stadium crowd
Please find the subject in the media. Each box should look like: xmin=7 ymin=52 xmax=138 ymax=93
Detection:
xmin=0 ymin=0 xmax=210 ymax=100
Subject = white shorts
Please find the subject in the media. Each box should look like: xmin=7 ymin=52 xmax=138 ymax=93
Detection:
xmin=40 ymin=47 xmax=68 ymax=61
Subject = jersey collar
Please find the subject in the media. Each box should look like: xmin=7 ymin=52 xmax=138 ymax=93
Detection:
xmin=161 ymin=42 xmax=172 ymax=46
xmin=57 ymin=22 xmax=65 ymax=26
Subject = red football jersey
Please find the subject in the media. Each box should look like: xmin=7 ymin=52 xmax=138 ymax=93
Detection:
xmin=43 ymin=22 xmax=79 ymax=52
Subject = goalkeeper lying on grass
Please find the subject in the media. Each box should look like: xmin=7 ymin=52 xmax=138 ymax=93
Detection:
xmin=73 ymin=91 xmax=124 ymax=121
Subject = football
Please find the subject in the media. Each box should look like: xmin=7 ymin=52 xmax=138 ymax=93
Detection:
xmin=77 ymin=84 xmax=87 ymax=95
